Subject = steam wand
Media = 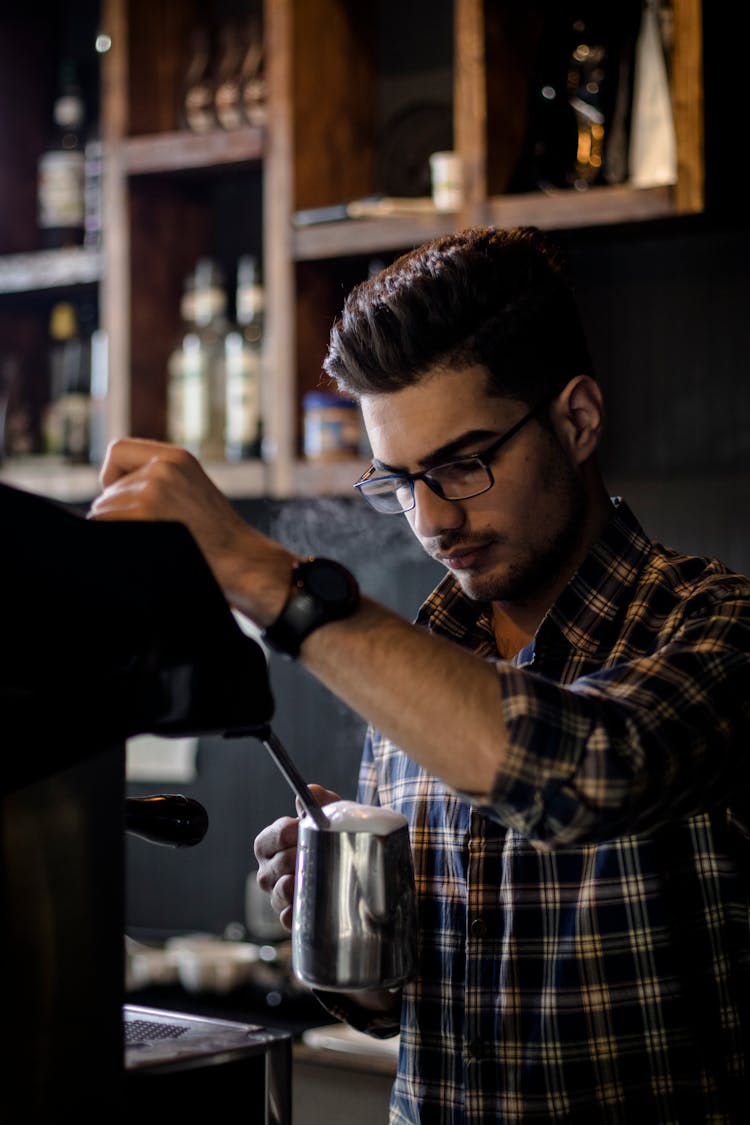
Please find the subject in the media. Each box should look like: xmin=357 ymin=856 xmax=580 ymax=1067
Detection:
xmin=255 ymin=725 xmax=330 ymax=830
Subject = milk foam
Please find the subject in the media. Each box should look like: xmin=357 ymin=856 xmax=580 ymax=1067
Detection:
xmin=309 ymin=799 xmax=407 ymax=835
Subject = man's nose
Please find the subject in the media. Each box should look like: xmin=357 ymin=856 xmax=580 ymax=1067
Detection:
xmin=408 ymin=479 xmax=465 ymax=538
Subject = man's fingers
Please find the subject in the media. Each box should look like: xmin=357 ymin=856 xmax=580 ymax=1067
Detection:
xmin=307 ymin=784 xmax=343 ymax=807
xmin=89 ymin=440 xmax=208 ymax=522
xmin=254 ymin=815 xmax=299 ymax=869
xmin=98 ymin=437 xmax=195 ymax=490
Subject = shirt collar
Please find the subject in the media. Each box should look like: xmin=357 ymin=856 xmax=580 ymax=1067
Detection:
xmin=417 ymin=498 xmax=653 ymax=659
xmin=542 ymin=497 xmax=652 ymax=656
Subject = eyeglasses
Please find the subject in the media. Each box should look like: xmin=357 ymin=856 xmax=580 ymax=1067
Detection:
xmin=353 ymin=399 xmax=547 ymax=515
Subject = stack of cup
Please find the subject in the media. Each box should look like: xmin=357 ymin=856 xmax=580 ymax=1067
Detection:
xmin=429 ymin=151 xmax=464 ymax=211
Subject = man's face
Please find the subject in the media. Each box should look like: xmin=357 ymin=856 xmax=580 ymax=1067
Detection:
xmin=360 ymin=365 xmax=587 ymax=606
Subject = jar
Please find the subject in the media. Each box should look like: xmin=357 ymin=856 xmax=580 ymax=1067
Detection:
xmin=303 ymin=392 xmax=360 ymax=460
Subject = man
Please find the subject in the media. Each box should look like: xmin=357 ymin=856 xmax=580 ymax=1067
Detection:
xmin=90 ymin=227 xmax=750 ymax=1122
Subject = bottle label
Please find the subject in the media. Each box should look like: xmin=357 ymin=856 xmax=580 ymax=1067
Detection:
xmin=38 ymin=150 xmax=85 ymax=229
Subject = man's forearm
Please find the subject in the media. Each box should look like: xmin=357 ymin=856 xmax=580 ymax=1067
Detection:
xmin=295 ymin=595 xmax=507 ymax=797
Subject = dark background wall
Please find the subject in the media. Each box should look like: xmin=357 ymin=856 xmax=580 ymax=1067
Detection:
xmin=125 ymin=5 xmax=750 ymax=940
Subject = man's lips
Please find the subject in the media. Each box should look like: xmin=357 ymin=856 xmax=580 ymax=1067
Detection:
xmin=437 ymin=543 xmax=491 ymax=570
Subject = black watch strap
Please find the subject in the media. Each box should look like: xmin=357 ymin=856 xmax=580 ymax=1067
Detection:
xmin=262 ymin=557 xmax=360 ymax=659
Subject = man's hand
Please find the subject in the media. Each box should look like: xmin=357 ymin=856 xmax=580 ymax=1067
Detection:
xmin=253 ymin=783 xmax=341 ymax=931
xmin=88 ymin=438 xmax=294 ymax=626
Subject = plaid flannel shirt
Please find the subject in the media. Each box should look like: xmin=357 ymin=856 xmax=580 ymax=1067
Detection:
xmin=321 ymin=499 xmax=750 ymax=1123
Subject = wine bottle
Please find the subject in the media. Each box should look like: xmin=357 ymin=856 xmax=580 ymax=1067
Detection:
xmin=37 ymin=60 xmax=86 ymax=248
xmin=44 ymin=301 xmax=93 ymax=462
xmin=180 ymin=258 xmax=229 ymax=461
xmin=166 ymin=269 xmax=196 ymax=447
xmin=0 ymin=356 xmax=36 ymax=462
xmin=43 ymin=302 xmax=75 ymax=455
xmin=224 ymin=255 xmax=264 ymax=461
xmin=61 ymin=302 xmax=95 ymax=465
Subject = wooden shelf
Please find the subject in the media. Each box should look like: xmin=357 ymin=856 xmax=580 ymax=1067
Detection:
xmin=0 ymin=459 xmax=102 ymax=503
xmin=0 ymin=458 xmax=270 ymax=503
xmin=210 ymin=458 xmax=370 ymax=500
xmin=290 ymin=458 xmax=370 ymax=498
xmin=482 ymin=184 xmax=678 ymax=233
xmin=0 ymin=248 xmax=102 ymax=296
xmin=122 ymin=127 xmax=265 ymax=176
xmin=200 ymin=459 xmax=268 ymax=497
xmin=292 ymin=213 xmax=462 ymax=262
xmin=291 ymin=184 xmax=680 ymax=262
xmin=0 ymin=456 xmax=369 ymax=503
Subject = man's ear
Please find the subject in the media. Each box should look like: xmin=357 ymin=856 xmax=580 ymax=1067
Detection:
xmin=550 ymin=375 xmax=604 ymax=464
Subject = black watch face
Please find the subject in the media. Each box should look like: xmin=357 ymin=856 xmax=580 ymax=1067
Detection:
xmin=264 ymin=558 xmax=359 ymax=658
xmin=304 ymin=560 xmax=353 ymax=602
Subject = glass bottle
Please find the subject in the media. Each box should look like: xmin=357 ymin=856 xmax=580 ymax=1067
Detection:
xmin=239 ymin=16 xmax=266 ymax=127
xmin=213 ymin=19 xmax=246 ymax=131
xmin=0 ymin=356 xmax=35 ymax=462
xmin=43 ymin=302 xmax=75 ymax=455
xmin=166 ymin=269 xmax=196 ymax=448
xmin=182 ymin=257 xmax=228 ymax=461
xmin=44 ymin=301 xmax=94 ymax=463
xmin=61 ymin=300 xmax=95 ymax=465
xmin=179 ymin=25 xmax=218 ymax=134
xmin=224 ymin=255 xmax=264 ymax=462
xmin=37 ymin=60 xmax=86 ymax=248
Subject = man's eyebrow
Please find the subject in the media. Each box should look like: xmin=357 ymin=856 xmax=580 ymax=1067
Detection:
xmin=372 ymin=429 xmax=500 ymax=474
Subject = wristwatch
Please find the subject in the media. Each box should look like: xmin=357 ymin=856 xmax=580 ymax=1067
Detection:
xmin=262 ymin=557 xmax=360 ymax=659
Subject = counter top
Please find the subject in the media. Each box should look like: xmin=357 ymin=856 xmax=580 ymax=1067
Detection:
xmin=296 ymin=1023 xmax=398 ymax=1076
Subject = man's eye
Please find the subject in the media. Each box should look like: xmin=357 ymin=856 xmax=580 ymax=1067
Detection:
xmin=433 ymin=459 xmax=481 ymax=484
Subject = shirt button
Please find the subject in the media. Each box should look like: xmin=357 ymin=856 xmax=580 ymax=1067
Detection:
xmin=470 ymin=917 xmax=487 ymax=938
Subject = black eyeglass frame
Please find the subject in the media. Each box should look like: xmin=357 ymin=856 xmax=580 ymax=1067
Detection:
xmin=353 ymin=398 xmax=548 ymax=514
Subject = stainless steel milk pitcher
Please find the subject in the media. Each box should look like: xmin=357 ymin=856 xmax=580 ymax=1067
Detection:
xmin=292 ymin=801 xmax=417 ymax=991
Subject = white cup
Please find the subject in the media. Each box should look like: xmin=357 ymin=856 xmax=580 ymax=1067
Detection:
xmin=429 ymin=151 xmax=464 ymax=211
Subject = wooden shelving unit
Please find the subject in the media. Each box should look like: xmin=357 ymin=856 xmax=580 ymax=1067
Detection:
xmin=0 ymin=248 xmax=103 ymax=295
xmin=121 ymin=127 xmax=264 ymax=176
xmin=0 ymin=0 xmax=704 ymax=503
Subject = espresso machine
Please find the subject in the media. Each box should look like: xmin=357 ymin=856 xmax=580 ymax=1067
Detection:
xmin=1 ymin=482 xmax=291 ymax=1123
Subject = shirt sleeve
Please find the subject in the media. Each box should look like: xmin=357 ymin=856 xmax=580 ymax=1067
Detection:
xmin=357 ymin=726 xmax=381 ymax=806
xmin=455 ymin=580 xmax=750 ymax=847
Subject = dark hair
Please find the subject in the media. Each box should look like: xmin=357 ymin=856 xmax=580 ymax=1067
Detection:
xmin=323 ymin=226 xmax=595 ymax=403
